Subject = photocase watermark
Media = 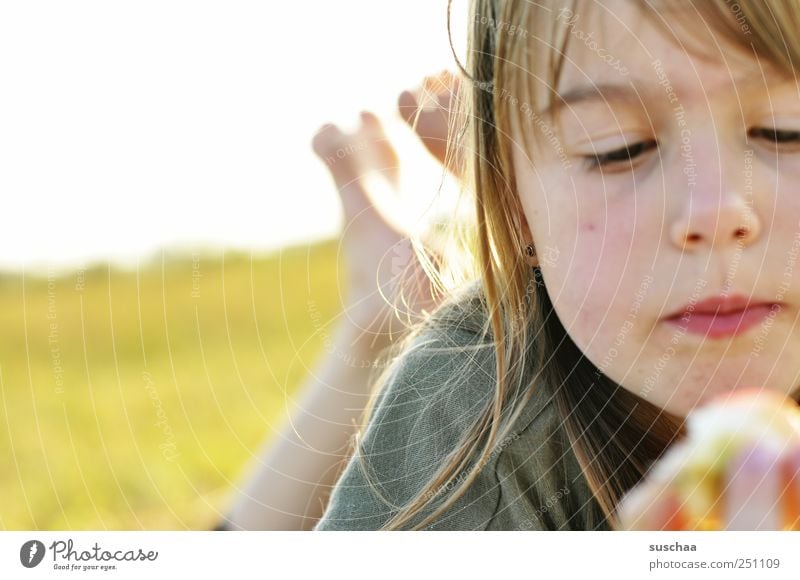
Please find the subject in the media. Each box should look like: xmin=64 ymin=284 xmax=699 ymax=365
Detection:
xmin=751 ymin=218 xmax=800 ymax=357
xmin=721 ymin=149 xmax=755 ymax=297
xmin=74 ymin=264 xmax=86 ymax=293
xmin=305 ymin=238 xmax=419 ymax=368
xmin=724 ymin=0 xmax=753 ymax=35
xmin=46 ymin=538 xmax=158 ymax=572
xmin=323 ymin=139 xmax=368 ymax=166
xmin=20 ymin=540 xmax=46 ymax=568
xmin=651 ymin=59 xmax=678 ymax=105
xmin=142 ymin=371 xmax=180 ymax=462
xmin=743 ymin=148 xmax=754 ymax=200
xmin=191 ymin=252 xmax=201 ymax=299
xmin=20 ymin=537 xmax=159 ymax=571
xmin=595 ymin=274 xmax=654 ymax=379
xmin=652 ymin=59 xmax=697 ymax=190
xmin=423 ymin=433 xmax=521 ymax=501
xmin=473 ymin=79 xmax=573 ymax=170
xmin=672 ymin=105 xmax=697 ymax=190
xmin=639 ymin=277 xmax=709 ymax=399
xmin=557 ymin=8 xmax=629 ymax=77
xmin=306 ymin=299 xmax=390 ymax=369
xmin=518 ymin=247 xmax=558 ymax=311
xmin=539 ymin=245 xmax=560 ymax=268
xmin=517 ymin=486 xmax=572 ymax=530
xmin=388 ymin=237 xmax=418 ymax=303
xmin=47 ymin=269 xmax=65 ymax=396
xmin=515 ymin=267 xmax=547 ymax=322
xmin=474 ymin=13 xmax=530 ymax=39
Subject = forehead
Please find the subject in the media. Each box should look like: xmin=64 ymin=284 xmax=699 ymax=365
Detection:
xmin=550 ymin=0 xmax=772 ymax=113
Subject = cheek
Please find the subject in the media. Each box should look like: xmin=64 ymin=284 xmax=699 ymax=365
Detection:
xmin=519 ymin=161 xmax=661 ymax=357
xmin=532 ymin=182 xmax=668 ymax=379
xmin=773 ymin=173 xmax=800 ymax=242
xmin=538 ymin=192 xmax=650 ymax=332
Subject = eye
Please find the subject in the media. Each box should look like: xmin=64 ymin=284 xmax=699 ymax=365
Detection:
xmin=584 ymin=139 xmax=658 ymax=170
xmin=749 ymin=127 xmax=800 ymax=147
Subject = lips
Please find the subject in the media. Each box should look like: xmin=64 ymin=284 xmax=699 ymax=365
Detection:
xmin=663 ymin=294 xmax=781 ymax=339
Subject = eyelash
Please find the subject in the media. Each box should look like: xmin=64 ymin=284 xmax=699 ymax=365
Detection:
xmin=585 ymin=140 xmax=657 ymax=169
xmin=584 ymin=127 xmax=800 ymax=170
xmin=749 ymin=127 xmax=800 ymax=144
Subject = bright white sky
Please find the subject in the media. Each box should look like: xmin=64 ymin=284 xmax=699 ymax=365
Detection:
xmin=0 ymin=1 xmax=465 ymax=270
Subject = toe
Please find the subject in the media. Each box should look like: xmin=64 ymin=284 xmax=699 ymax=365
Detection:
xmin=311 ymin=123 xmax=345 ymax=159
xmin=398 ymin=90 xmax=419 ymax=126
xmin=360 ymin=110 xmax=381 ymax=129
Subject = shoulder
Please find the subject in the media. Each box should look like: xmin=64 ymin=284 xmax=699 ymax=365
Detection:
xmin=369 ymin=278 xmax=499 ymax=443
xmin=315 ymin=281 xmax=502 ymax=530
xmin=315 ymin=280 xmax=607 ymax=530
xmin=484 ymin=381 xmax=610 ymax=530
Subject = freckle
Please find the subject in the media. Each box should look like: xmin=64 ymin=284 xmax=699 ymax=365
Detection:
xmin=584 ymin=223 xmax=596 ymax=232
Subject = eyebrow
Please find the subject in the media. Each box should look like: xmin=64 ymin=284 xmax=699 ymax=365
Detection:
xmin=540 ymin=73 xmax=783 ymax=121
xmin=538 ymin=81 xmax=651 ymax=120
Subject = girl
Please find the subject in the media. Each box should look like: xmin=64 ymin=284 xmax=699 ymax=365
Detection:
xmin=315 ymin=0 xmax=800 ymax=531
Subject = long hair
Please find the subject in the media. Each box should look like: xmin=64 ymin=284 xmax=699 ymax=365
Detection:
xmin=356 ymin=0 xmax=800 ymax=530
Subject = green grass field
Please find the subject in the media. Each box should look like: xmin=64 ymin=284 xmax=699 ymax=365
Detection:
xmin=0 ymin=240 xmax=343 ymax=530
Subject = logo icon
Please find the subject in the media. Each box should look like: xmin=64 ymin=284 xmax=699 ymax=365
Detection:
xmin=20 ymin=540 xmax=46 ymax=568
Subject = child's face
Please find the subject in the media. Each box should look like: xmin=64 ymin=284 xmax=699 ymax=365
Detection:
xmin=512 ymin=2 xmax=800 ymax=417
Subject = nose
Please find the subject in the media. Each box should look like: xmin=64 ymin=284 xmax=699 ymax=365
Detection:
xmin=670 ymin=191 xmax=761 ymax=252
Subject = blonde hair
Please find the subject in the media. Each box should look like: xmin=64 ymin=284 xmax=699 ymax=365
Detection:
xmin=356 ymin=0 xmax=800 ymax=530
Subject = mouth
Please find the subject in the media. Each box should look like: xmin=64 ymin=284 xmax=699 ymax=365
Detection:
xmin=662 ymin=294 xmax=782 ymax=339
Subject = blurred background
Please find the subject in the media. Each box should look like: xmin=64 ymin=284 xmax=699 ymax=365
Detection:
xmin=0 ymin=0 xmax=465 ymax=528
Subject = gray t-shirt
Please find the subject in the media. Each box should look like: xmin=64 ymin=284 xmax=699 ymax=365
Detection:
xmin=315 ymin=282 xmax=610 ymax=530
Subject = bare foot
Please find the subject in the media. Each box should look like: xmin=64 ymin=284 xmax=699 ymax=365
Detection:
xmin=312 ymin=114 xmax=439 ymax=350
xmin=312 ymin=111 xmax=400 ymax=189
xmin=397 ymin=70 xmax=461 ymax=174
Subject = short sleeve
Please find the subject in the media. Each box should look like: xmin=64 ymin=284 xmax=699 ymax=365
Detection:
xmin=314 ymin=319 xmax=505 ymax=531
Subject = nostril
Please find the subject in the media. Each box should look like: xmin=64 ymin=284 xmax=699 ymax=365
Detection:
xmin=734 ymin=227 xmax=749 ymax=239
xmin=686 ymin=233 xmax=702 ymax=243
